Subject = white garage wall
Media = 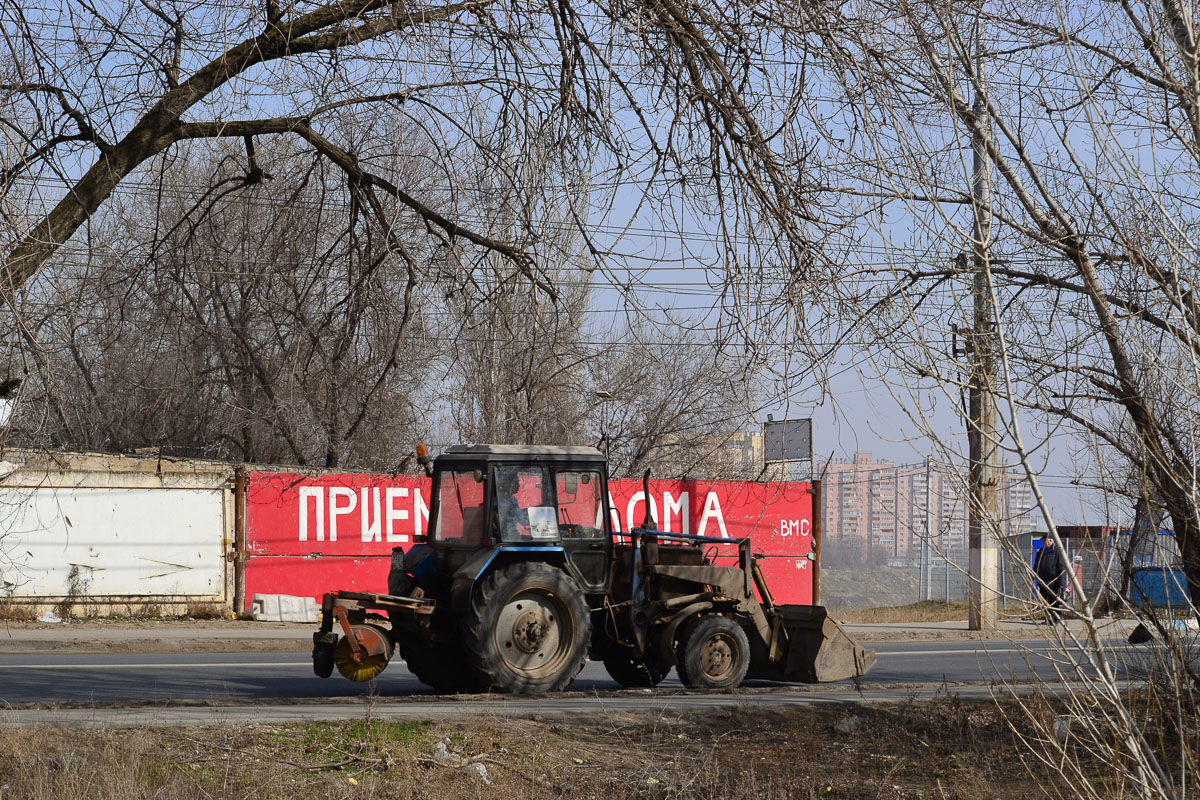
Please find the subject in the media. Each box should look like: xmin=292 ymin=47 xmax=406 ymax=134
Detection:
xmin=0 ymin=487 xmax=226 ymax=597
xmin=0 ymin=451 xmax=233 ymax=603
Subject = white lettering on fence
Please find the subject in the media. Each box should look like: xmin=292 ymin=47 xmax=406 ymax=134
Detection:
xmin=662 ymin=491 xmax=689 ymax=534
xmin=385 ymin=487 xmax=409 ymax=543
xmin=328 ymin=487 xmax=356 ymax=542
xmin=414 ymin=489 xmax=428 ymax=539
xmin=297 ymin=485 xmax=429 ymax=543
xmin=626 ymin=491 xmax=660 ymax=533
xmin=696 ymin=491 xmax=728 ymax=538
xmin=361 ymin=488 xmax=382 ymax=542
xmin=299 ymin=486 xmax=324 ymax=541
xmin=608 ymin=493 xmax=621 ymax=532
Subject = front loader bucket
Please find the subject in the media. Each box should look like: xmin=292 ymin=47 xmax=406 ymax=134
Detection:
xmin=774 ymin=605 xmax=876 ymax=683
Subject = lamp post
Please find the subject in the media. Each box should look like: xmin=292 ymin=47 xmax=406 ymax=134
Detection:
xmin=595 ymin=390 xmax=613 ymax=460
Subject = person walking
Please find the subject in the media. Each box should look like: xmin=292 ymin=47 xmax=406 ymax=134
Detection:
xmin=1034 ymin=538 xmax=1068 ymax=622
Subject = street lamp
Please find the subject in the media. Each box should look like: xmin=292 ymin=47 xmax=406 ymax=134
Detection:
xmin=594 ymin=390 xmax=613 ymax=459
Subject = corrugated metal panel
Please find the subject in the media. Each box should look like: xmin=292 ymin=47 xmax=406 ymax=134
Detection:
xmin=0 ymin=486 xmax=226 ymax=598
xmin=1130 ymin=568 xmax=1190 ymax=608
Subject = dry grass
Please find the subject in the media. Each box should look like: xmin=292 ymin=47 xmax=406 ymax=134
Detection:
xmin=0 ymin=598 xmax=35 ymax=622
xmin=0 ymin=700 xmax=1076 ymax=800
xmin=838 ymin=601 xmax=969 ymax=624
xmin=184 ymin=602 xmax=229 ymax=620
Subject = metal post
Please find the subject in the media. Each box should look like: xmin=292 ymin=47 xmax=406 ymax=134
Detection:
xmin=232 ymin=465 xmax=246 ymax=616
xmin=967 ymin=9 xmax=999 ymax=630
xmin=946 ymin=547 xmax=951 ymax=603
xmin=813 ymin=479 xmax=823 ymax=605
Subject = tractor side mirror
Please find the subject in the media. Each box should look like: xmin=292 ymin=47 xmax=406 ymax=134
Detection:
xmin=473 ymin=469 xmax=483 ymax=483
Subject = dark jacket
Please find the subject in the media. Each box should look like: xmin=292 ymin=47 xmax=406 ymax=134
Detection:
xmin=1034 ymin=542 xmax=1067 ymax=592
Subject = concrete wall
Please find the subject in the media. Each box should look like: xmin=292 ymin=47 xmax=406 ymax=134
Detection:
xmin=0 ymin=450 xmax=234 ymax=612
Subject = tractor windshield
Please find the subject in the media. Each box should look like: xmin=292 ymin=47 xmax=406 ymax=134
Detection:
xmin=432 ymin=469 xmax=485 ymax=546
xmin=494 ymin=465 xmax=556 ymax=541
xmin=555 ymin=470 xmax=605 ymax=538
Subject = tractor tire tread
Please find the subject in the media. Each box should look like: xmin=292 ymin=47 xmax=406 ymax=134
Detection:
xmin=461 ymin=562 xmax=591 ymax=695
xmin=675 ymin=614 xmax=750 ymax=690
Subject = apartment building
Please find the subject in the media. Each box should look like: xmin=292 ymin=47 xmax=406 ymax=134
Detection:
xmin=820 ymin=453 xmax=1035 ymax=563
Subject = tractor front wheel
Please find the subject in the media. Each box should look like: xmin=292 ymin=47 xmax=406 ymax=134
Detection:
xmin=675 ymin=615 xmax=749 ymax=690
xmin=462 ymin=562 xmax=591 ymax=694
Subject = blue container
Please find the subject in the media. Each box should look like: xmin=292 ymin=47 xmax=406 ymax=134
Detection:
xmin=1129 ymin=567 xmax=1191 ymax=608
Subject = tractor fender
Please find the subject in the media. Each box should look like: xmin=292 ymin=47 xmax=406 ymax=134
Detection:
xmin=655 ymin=601 xmax=713 ymax=668
xmin=399 ymin=544 xmax=438 ymax=594
xmin=449 ymin=546 xmax=568 ymax=614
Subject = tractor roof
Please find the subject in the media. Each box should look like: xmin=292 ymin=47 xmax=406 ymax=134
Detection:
xmin=439 ymin=444 xmax=604 ymax=461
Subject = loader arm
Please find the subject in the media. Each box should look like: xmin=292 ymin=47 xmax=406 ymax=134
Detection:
xmin=633 ymin=528 xmax=876 ymax=684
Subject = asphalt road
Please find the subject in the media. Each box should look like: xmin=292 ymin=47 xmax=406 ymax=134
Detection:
xmin=1 ymin=638 xmax=1143 ymax=707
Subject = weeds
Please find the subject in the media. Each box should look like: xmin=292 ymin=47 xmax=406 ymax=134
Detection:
xmin=0 ymin=702 xmax=1059 ymax=800
xmin=184 ymin=602 xmax=228 ymax=619
xmin=0 ymin=596 xmax=34 ymax=621
xmin=52 ymin=565 xmax=91 ymax=620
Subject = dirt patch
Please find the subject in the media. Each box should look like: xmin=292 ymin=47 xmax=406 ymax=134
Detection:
xmin=822 ymin=566 xmax=921 ymax=610
xmin=0 ymin=618 xmax=305 ymax=631
xmin=0 ymin=699 xmax=1090 ymax=799
xmin=0 ymin=637 xmax=309 ymax=655
xmin=840 ymin=601 xmax=969 ymax=625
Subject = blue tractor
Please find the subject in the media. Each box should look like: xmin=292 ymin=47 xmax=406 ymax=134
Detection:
xmin=312 ymin=444 xmax=875 ymax=694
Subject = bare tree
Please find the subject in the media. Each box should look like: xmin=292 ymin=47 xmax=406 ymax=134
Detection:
xmin=441 ymin=123 xmax=595 ymax=446
xmin=6 ymin=138 xmax=439 ymax=468
xmin=0 ymin=0 xmax=824 ymax=323
xmin=592 ymin=321 xmax=757 ymax=479
xmin=791 ymin=1 xmax=1200 ymax=794
xmin=0 ymin=0 xmax=838 ymax=476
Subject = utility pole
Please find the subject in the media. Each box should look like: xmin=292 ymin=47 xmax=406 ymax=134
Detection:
xmin=893 ymin=466 xmax=900 ymax=558
xmin=922 ymin=459 xmax=934 ymax=602
xmin=967 ymin=8 xmax=999 ymax=631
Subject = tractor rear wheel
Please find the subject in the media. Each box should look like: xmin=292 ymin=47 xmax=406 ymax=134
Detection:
xmin=602 ymin=650 xmax=669 ymax=688
xmin=462 ymin=562 xmax=591 ymax=694
xmin=675 ymin=615 xmax=749 ymax=690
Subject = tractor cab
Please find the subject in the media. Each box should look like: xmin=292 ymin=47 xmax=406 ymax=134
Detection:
xmin=422 ymin=444 xmax=614 ymax=596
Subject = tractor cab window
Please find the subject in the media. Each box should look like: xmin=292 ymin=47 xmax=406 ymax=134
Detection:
xmin=494 ymin=465 xmax=557 ymax=541
xmin=433 ymin=469 xmax=485 ymax=546
xmin=555 ymin=470 xmax=605 ymax=538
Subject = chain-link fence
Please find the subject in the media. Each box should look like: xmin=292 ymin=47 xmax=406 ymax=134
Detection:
xmin=913 ymin=527 xmax=1181 ymax=613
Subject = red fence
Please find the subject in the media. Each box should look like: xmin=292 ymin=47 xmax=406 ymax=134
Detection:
xmin=244 ymin=472 xmax=815 ymax=607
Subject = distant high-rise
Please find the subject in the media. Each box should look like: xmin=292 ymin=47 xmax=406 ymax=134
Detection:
xmin=819 ymin=453 xmax=1035 ymax=563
